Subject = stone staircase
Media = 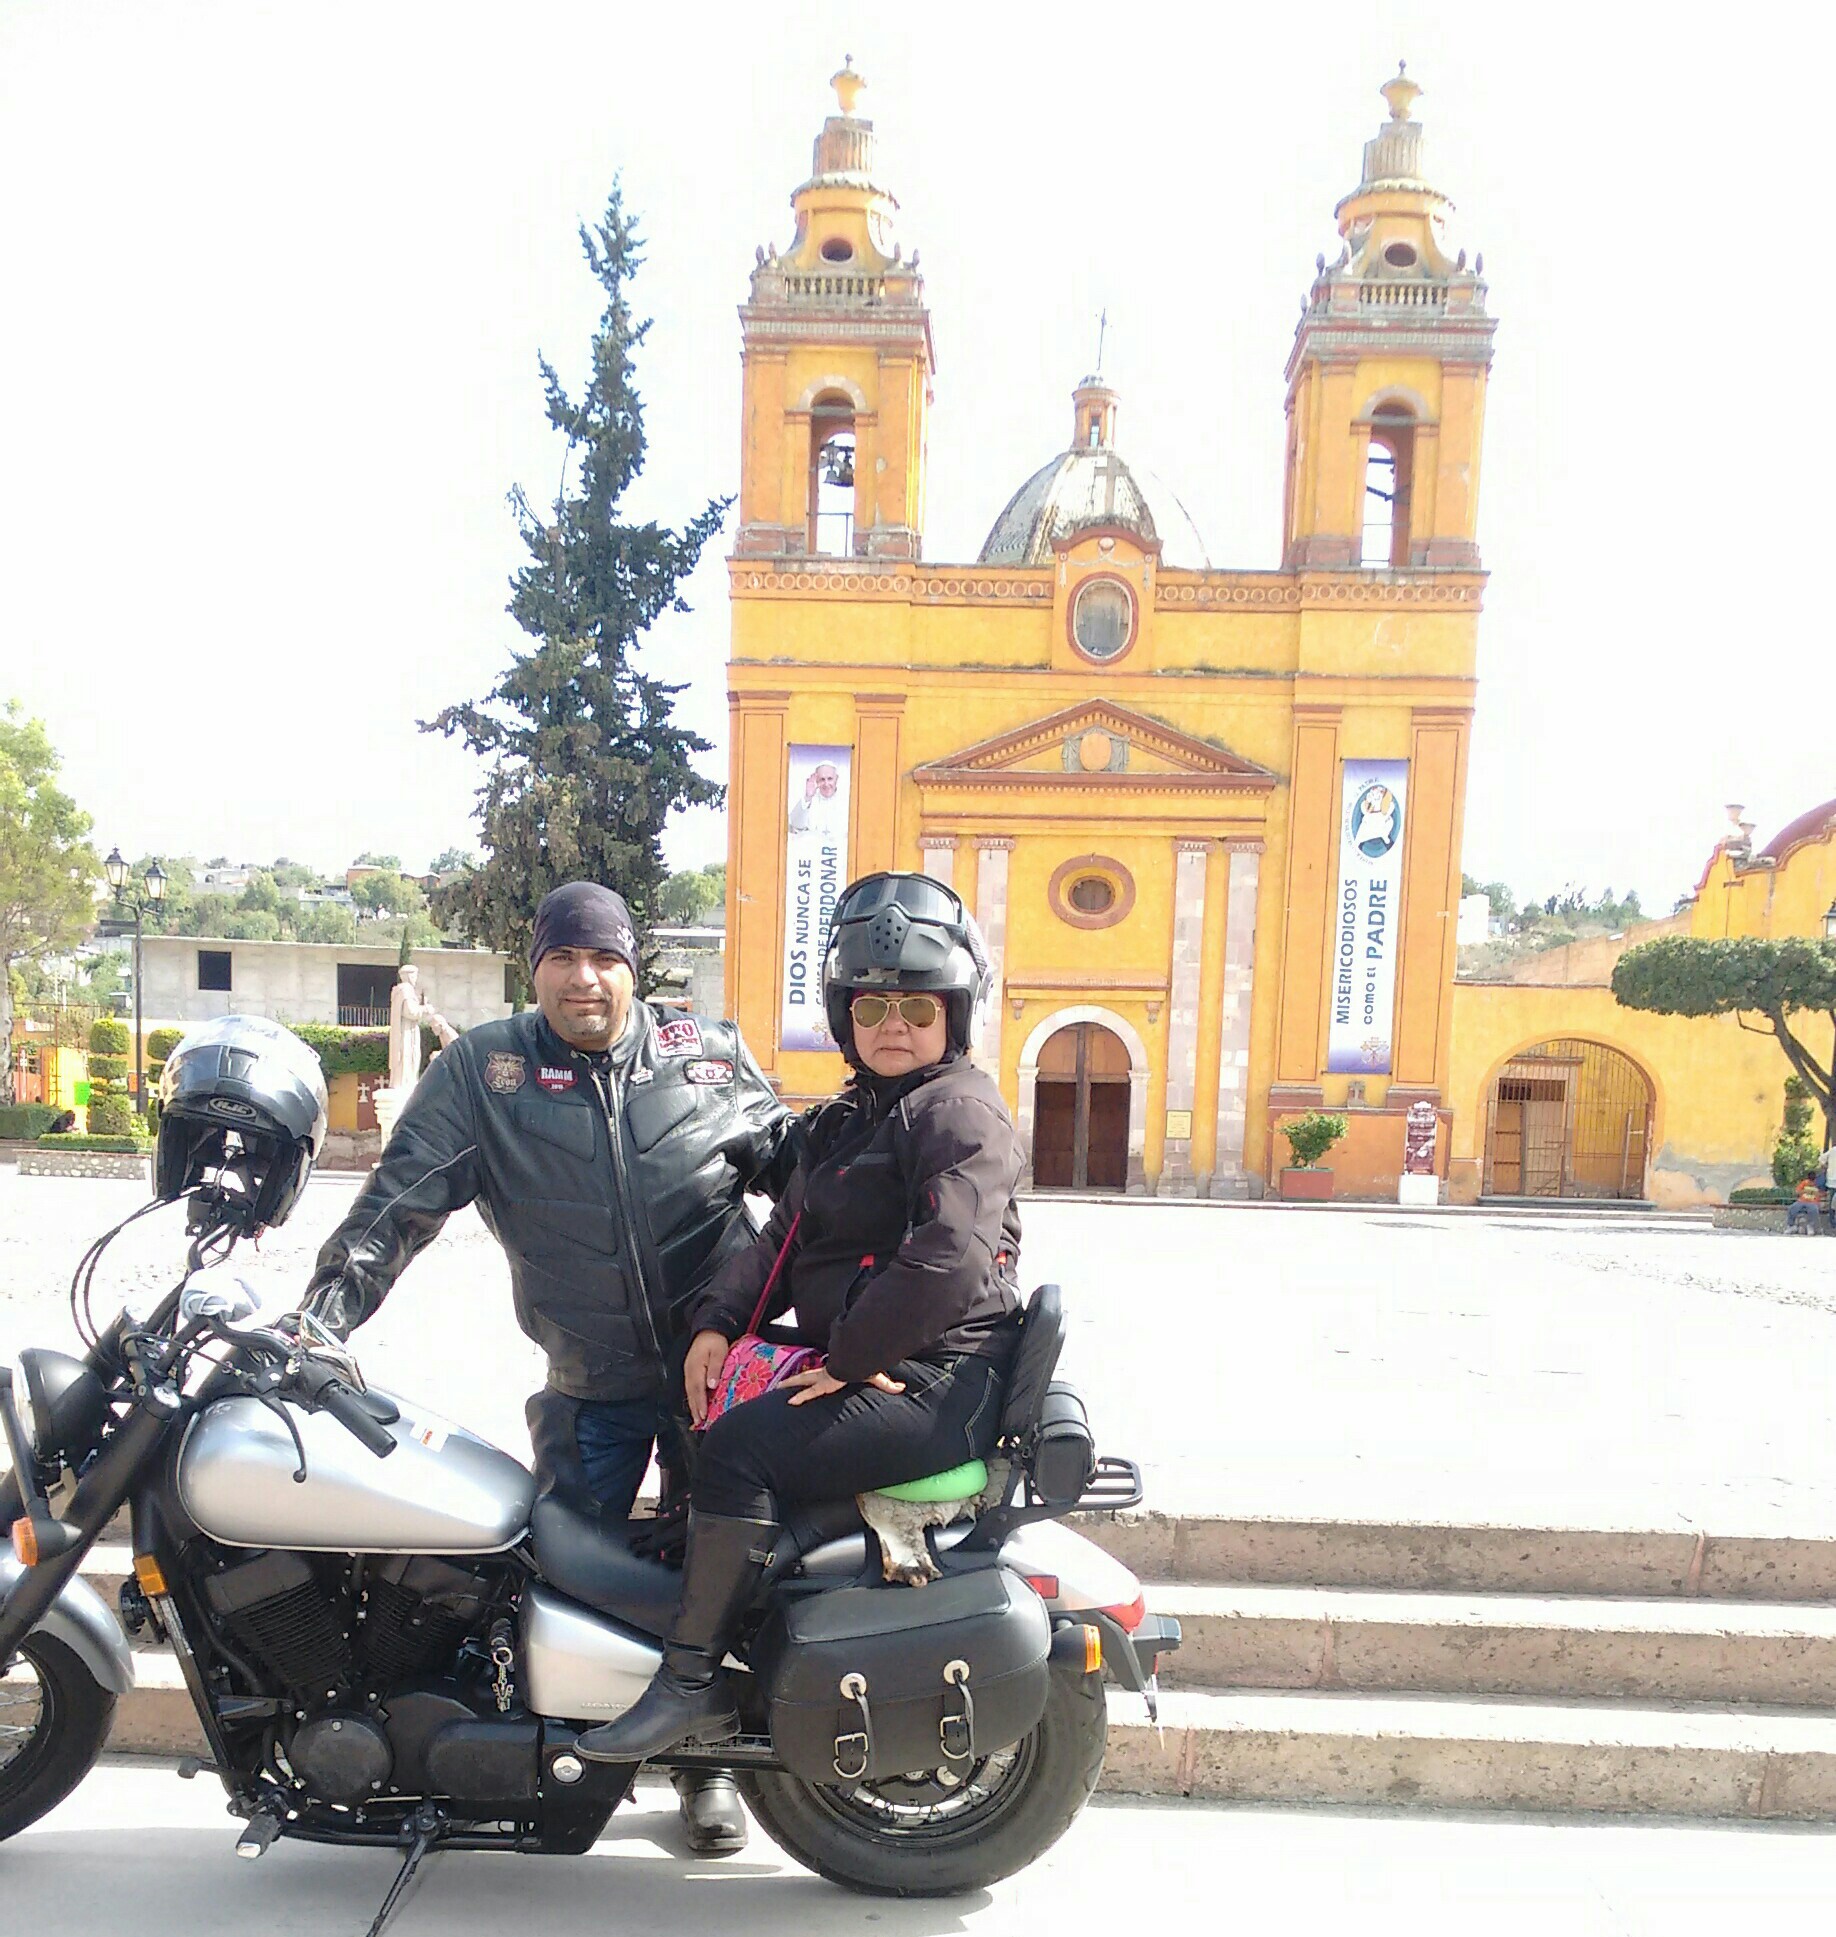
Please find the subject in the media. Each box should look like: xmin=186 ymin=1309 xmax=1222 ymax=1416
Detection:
xmin=74 ymin=1512 xmax=1836 ymax=1820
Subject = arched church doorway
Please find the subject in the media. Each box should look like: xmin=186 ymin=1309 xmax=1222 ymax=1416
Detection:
xmin=1032 ymin=1023 xmax=1131 ymax=1190
xmin=1483 ymin=1039 xmax=1653 ymax=1200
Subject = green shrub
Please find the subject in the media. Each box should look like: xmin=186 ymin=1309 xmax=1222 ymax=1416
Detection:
xmin=0 ymin=1103 xmax=61 ymax=1140
xmin=88 ymin=1017 xmax=130 ymax=1056
xmin=1280 ymin=1111 xmax=1349 ymax=1169
xmin=146 ymin=1027 xmax=184 ymax=1061
xmin=1730 ymin=1185 xmax=1793 ymax=1206
xmin=285 ymin=1022 xmax=390 ymax=1079
xmin=87 ymin=1092 xmax=136 ymax=1137
xmin=38 ymin=1133 xmax=148 ymax=1154
xmin=88 ymin=1054 xmax=128 ymax=1084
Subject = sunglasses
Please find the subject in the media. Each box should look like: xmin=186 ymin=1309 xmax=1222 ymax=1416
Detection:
xmin=849 ymin=993 xmax=943 ymax=1030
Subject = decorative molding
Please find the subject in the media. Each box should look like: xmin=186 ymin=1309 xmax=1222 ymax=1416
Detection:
xmin=974 ymin=835 xmax=1017 ymax=851
xmin=1155 ymin=575 xmax=1483 ymax=610
xmin=917 ymin=699 xmax=1276 ymax=789
xmin=1175 ymin=837 xmax=1215 ymax=854
xmin=917 ymin=833 xmax=959 ymax=851
xmin=1007 ymin=975 xmax=1169 ymax=996
xmin=730 ymin=562 xmax=1051 ymax=602
xmin=1047 ymin=854 xmax=1137 ymax=931
xmin=1222 ymin=837 xmax=1268 ymax=854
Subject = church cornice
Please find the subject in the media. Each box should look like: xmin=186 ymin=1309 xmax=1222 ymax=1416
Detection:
xmin=728 ymin=559 xmax=1484 ymax=611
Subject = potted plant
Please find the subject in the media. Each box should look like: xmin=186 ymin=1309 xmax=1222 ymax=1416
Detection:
xmin=1278 ymin=1111 xmax=1348 ymax=1201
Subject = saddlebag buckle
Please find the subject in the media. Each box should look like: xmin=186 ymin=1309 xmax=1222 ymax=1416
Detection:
xmin=939 ymin=1658 xmax=976 ymax=1763
xmin=833 ymin=1671 xmax=873 ymax=1781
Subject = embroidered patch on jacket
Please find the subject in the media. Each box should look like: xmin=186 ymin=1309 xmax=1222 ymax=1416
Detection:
xmin=629 ymin=1065 xmax=655 ymax=1085
xmin=655 ymin=1017 xmax=703 ymax=1057
xmin=685 ymin=1058 xmax=734 ymax=1086
xmin=536 ymin=1064 xmax=576 ymax=1094
xmin=483 ymin=1052 xmax=527 ymax=1095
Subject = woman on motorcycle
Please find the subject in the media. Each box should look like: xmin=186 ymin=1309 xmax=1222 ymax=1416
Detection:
xmin=578 ymin=872 xmax=1024 ymax=1763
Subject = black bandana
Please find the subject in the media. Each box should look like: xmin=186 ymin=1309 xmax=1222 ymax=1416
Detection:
xmin=529 ymin=883 xmax=640 ymax=975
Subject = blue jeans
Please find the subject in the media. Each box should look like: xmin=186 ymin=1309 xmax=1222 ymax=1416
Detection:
xmin=573 ymin=1394 xmax=673 ymax=1519
xmin=1788 ymin=1201 xmax=1821 ymax=1233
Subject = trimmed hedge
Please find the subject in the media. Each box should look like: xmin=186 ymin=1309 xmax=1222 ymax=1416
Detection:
xmin=146 ymin=1027 xmax=184 ymax=1061
xmin=0 ymin=1103 xmax=62 ymax=1140
xmin=1729 ymin=1185 xmax=1794 ymax=1206
xmin=88 ymin=1018 xmax=130 ymax=1055
xmin=288 ymin=1022 xmax=390 ymax=1078
xmin=89 ymin=1054 xmax=128 ymax=1084
xmin=38 ymin=1133 xmax=148 ymax=1154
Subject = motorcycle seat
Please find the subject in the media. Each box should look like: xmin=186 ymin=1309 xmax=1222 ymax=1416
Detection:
xmin=874 ymin=1459 xmax=990 ymax=1505
xmin=526 ymin=1495 xmax=684 ymax=1639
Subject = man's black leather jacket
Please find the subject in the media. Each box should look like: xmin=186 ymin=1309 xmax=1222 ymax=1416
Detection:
xmin=305 ymin=1003 xmax=796 ymax=1404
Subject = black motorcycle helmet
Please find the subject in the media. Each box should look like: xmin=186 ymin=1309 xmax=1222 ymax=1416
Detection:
xmin=156 ymin=1015 xmax=329 ymax=1232
xmin=822 ymin=872 xmax=992 ymax=1064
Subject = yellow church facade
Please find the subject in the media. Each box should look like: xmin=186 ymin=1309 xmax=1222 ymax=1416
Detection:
xmin=722 ymin=63 xmax=1495 ymax=1197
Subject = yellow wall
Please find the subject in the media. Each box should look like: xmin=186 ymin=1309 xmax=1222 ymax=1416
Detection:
xmin=1447 ymin=982 xmax=1788 ymax=1208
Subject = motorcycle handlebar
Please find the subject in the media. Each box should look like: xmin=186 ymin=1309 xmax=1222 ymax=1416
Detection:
xmin=315 ymin=1378 xmax=398 ymax=1459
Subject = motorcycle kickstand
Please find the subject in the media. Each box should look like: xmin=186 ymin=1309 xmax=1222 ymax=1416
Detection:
xmin=363 ymin=1803 xmax=444 ymax=1937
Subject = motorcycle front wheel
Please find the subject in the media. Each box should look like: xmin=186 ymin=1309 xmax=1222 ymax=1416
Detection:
xmin=0 ymin=1634 xmax=118 ymax=1840
xmin=740 ymin=1668 xmax=1107 ymax=1897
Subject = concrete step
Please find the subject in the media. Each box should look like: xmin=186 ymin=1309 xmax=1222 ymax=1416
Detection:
xmin=1145 ymin=1583 xmax=1836 ymax=1705
xmin=1078 ymin=1512 xmax=1836 ymax=1600
xmin=1101 ymin=1687 xmax=1836 ymax=1819
xmin=99 ymin=1663 xmax=1836 ymax=1823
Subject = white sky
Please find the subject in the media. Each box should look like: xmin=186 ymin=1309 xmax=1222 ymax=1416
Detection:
xmin=2 ymin=0 xmax=1828 ymax=912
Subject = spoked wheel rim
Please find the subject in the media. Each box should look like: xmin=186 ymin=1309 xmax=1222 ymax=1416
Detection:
xmin=801 ymin=1730 xmax=1040 ymax=1843
xmin=0 ymin=1652 xmax=54 ymax=1790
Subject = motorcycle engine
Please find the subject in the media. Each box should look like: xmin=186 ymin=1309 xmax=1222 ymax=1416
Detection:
xmin=202 ymin=1549 xmax=502 ymax=1800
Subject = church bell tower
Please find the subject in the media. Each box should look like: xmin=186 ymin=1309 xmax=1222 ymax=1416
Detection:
xmin=1282 ymin=67 xmax=1496 ymax=571
xmin=734 ymin=62 xmax=934 ymax=561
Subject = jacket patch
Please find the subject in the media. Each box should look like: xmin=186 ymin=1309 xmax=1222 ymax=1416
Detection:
xmin=656 ymin=1017 xmax=703 ymax=1057
xmin=629 ymin=1065 xmax=655 ymax=1084
xmin=484 ymin=1052 xmax=527 ymax=1095
xmin=685 ymin=1058 xmax=734 ymax=1086
xmin=537 ymin=1064 xmax=576 ymax=1094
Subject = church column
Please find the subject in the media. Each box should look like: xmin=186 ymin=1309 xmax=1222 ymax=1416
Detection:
xmin=1157 ymin=840 xmax=1212 ymax=1195
xmin=726 ymin=690 xmax=791 ymax=1068
xmin=917 ymin=832 xmax=957 ymax=890
xmin=851 ymin=694 xmax=905 ymax=875
xmin=973 ymin=837 xmax=1014 ymax=1099
xmin=1211 ymin=840 xmax=1264 ymax=1194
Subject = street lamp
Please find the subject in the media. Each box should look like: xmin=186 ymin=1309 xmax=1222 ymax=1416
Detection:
xmin=105 ymin=849 xmax=167 ymax=1116
xmin=1824 ymin=900 xmax=1836 ymax=942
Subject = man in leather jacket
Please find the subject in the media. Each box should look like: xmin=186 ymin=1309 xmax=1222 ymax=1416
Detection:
xmin=305 ymin=882 xmax=796 ymax=1855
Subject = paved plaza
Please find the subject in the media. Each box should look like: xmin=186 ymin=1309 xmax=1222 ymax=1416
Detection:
xmin=9 ymin=1760 xmax=1836 ymax=1935
xmin=4 ymin=1170 xmax=1836 ymax=1536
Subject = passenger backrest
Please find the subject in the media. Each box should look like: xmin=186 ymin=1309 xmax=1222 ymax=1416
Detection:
xmin=997 ymin=1283 xmax=1065 ymax=1445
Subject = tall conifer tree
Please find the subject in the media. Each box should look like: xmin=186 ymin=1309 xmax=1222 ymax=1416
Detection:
xmin=425 ymin=187 xmax=726 ymax=983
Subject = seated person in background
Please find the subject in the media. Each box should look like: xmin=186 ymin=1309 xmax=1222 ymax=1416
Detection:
xmin=1787 ymin=1174 xmax=1824 ymax=1234
xmin=577 ymin=871 xmax=1024 ymax=1763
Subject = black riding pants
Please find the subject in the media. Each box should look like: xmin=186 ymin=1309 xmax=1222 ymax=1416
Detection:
xmin=692 ymin=1354 xmax=1004 ymax=1521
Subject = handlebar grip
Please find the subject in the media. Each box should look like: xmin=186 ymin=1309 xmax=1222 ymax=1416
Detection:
xmin=319 ymin=1380 xmax=397 ymax=1458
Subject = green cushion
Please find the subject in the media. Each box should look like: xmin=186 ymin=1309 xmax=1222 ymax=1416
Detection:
xmin=874 ymin=1459 xmax=989 ymax=1505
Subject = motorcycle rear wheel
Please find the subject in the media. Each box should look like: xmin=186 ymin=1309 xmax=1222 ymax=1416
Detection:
xmin=740 ymin=1668 xmax=1106 ymax=1896
xmin=0 ymin=1635 xmax=118 ymax=1841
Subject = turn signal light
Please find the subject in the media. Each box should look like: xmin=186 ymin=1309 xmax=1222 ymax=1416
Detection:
xmin=10 ymin=1518 xmax=39 ymax=1567
xmin=134 ymin=1554 xmax=169 ymax=1597
xmin=1082 ymin=1624 xmax=1103 ymax=1674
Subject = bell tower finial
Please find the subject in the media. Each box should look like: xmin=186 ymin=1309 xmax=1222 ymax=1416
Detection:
xmin=832 ymin=55 xmax=865 ymax=117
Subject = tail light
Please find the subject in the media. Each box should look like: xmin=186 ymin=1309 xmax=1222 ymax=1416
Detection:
xmin=1102 ymin=1593 xmax=1146 ymax=1633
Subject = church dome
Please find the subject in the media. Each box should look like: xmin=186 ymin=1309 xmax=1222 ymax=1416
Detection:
xmin=977 ymin=377 xmax=1210 ymax=568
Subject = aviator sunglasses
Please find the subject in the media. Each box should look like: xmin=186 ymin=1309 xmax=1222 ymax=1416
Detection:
xmin=849 ymin=993 xmax=943 ymax=1029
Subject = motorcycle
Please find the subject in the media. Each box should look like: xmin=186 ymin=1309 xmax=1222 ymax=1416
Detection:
xmin=0 ymin=1197 xmax=1177 ymax=1932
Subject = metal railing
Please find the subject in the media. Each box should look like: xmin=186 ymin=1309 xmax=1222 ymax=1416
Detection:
xmin=780 ymin=272 xmax=885 ymax=301
xmin=336 ymin=1005 xmax=391 ymax=1029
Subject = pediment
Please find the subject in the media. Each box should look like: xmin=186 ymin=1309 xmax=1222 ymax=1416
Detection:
xmin=913 ymin=700 xmax=1275 ymax=793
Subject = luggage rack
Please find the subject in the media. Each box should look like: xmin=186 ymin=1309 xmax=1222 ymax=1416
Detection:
xmin=1066 ymin=1455 xmax=1143 ymax=1514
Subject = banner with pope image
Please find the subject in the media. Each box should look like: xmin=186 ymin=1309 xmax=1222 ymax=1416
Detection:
xmin=780 ymin=744 xmax=852 ymax=1052
xmin=1326 ymin=759 xmax=1409 ymax=1075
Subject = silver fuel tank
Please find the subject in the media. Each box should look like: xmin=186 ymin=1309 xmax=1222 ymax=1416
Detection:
xmin=176 ymin=1391 xmax=536 ymax=1554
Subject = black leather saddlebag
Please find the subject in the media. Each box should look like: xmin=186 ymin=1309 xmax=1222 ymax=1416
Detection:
xmin=1029 ymin=1382 xmax=1096 ymax=1507
xmin=755 ymin=1569 xmax=1052 ymax=1785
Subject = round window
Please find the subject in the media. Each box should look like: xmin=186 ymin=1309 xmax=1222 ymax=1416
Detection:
xmin=1383 ymin=241 xmax=1417 ymax=268
xmin=1068 ymin=875 xmax=1116 ymax=915
xmin=821 ymin=237 xmax=855 ymax=263
xmin=1071 ymin=578 xmax=1134 ymax=662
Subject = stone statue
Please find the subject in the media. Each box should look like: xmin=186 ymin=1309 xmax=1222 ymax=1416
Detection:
xmin=388 ymin=964 xmax=455 ymax=1092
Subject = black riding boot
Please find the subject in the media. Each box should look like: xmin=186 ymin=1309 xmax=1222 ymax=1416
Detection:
xmin=673 ymin=1769 xmax=749 ymax=1856
xmin=575 ymin=1512 xmax=779 ymax=1763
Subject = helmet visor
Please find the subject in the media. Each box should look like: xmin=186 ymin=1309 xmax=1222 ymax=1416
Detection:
xmin=833 ymin=873 xmax=965 ymax=928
